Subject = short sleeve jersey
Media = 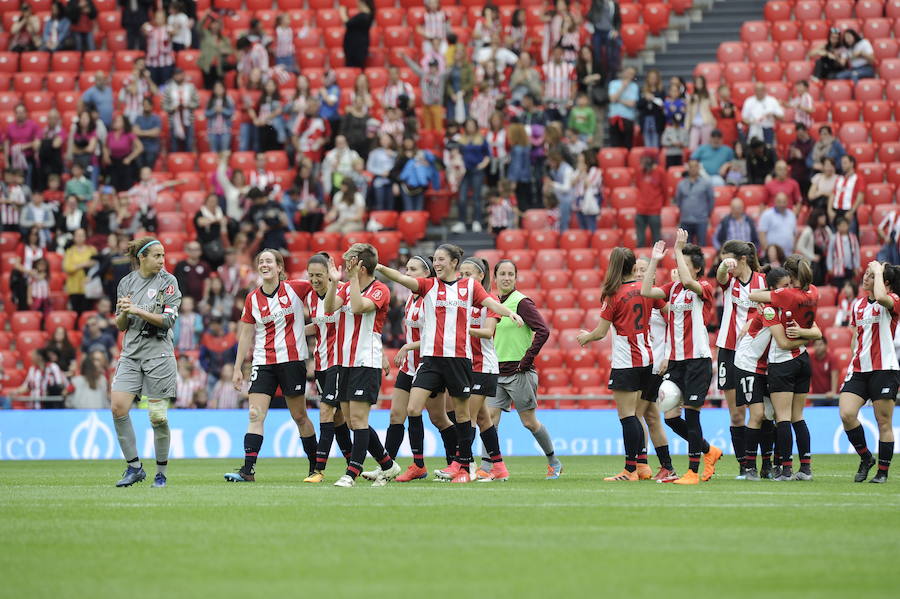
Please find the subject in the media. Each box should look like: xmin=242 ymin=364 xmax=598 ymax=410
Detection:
xmin=241 ymin=279 xmax=313 ymax=366
xmin=734 ymin=308 xmax=774 ymax=374
xmin=849 ymin=294 xmax=900 ymax=373
xmin=598 ymin=281 xmax=656 ymax=369
xmin=767 ymin=285 xmax=819 ymax=363
xmin=415 ymin=277 xmax=490 ymax=360
xmin=333 ymin=280 xmax=390 ymax=368
xmin=716 ymin=271 xmax=767 ymax=350
xmin=660 ymin=279 xmax=715 ymax=361
xmin=470 ymin=300 xmax=501 ymax=374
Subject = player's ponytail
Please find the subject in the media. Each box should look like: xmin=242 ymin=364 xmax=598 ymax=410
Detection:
xmin=127 ymin=236 xmax=160 ymax=269
xmin=784 ymin=254 xmax=812 ymax=290
xmin=722 ymin=239 xmax=761 ymax=273
xmin=602 ymin=247 xmax=636 ymax=301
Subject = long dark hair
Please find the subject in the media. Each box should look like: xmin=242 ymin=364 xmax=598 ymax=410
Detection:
xmin=435 ymin=243 xmax=464 ymax=272
xmin=602 ymin=247 xmax=636 ymax=301
xmin=682 ymin=243 xmax=706 ymax=275
xmin=881 ymin=264 xmax=900 ymax=293
xmin=463 ymin=257 xmax=491 ymax=290
xmin=783 ymin=254 xmax=813 ymax=291
xmin=80 ymin=355 xmax=102 ymax=390
xmin=721 ymin=240 xmax=760 ymax=273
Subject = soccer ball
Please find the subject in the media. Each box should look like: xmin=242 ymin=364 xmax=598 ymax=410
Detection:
xmin=657 ymin=380 xmax=683 ymax=412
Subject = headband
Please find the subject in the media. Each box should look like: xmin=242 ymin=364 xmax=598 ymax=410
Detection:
xmin=411 ymin=255 xmax=433 ymax=273
xmin=138 ymin=240 xmax=161 ymax=256
xmin=462 ymin=258 xmax=485 ymax=274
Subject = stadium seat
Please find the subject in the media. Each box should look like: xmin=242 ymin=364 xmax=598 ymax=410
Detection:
xmin=566 ymin=248 xmax=597 ymax=270
xmin=802 ymin=20 xmax=829 ymax=41
xmin=748 ymin=41 xmax=776 ymax=64
xmin=794 ymin=0 xmax=823 ymax=20
xmin=857 ymin=163 xmax=885 ymax=186
xmin=770 ymin=20 xmax=798 ymax=42
xmin=540 ymin=270 xmax=569 ymax=291
xmin=559 ymin=229 xmax=590 ymax=250
xmin=642 ymin=3 xmax=669 ymax=36
xmin=13 ymin=73 xmax=42 ymax=92
xmin=605 ymin=168 xmax=634 ymax=190
xmin=597 ymin=147 xmax=627 ymax=168
xmin=856 ymin=79 xmax=885 ymax=103
xmin=545 ymin=289 xmax=577 ymax=311
xmin=862 ymin=101 xmax=892 ymax=123
xmin=737 ymin=185 xmax=766 ymax=207
xmin=879 ymin=59 xmax=900 ymax=81
xmin=522 ymin=210 xmax=551 ymax=230
xmin=551 ymin=308 xmax=583 ymax=329
xmin=44 ymin=310 xmax=77 ymax=331
xmin=888 ymin=81 xmax=900 ymax=103
xmin=777 ymin=40 xmax=807 ymax=63
xmin=764 ymin=0 xmax=791 ymax=22
xmin=825 ymin=327 xmax=853 ymax=348
xmin=620 ymin=23 xmax=648 ymax=57
xmin=785 ymin=60 xmax=814 ymax=83
xmin=693 ymin=63 xmax=722 ymax=83
xmin=847 ymin=143 xmax=875 ymax=163
xmin=11 ymin=311 xmax=42 ymax=334
xmin=816 ymin=307 xmax=838 ymax=329
xmin=831 ymin=101 xmax=861 ymax=124
xmin=724 ymin=62 xmax=753 ymax=84
xmin=528 ymin=231 xmax=559 ymax=251
xmin=16 ymin=331 xmax=48 ymax=353
xmin=506 ymin=251 xmax=536 ymax=273
xmin=609 ymin=187 xmax=638 ymax=209
xmin=535 ymin=348 xmax=564 ymax=370
xmin=824 ymin=0 xmax=854 ymax=20
xmin=838 ymin=122 xmax=869 ymax=145
xmin=620 ymin=2 xmax=641 ymax=23
xmin=755 ymin=62 xmax=783 ymax=82
xmin=889 ymin=164 xmax=900 ymax=188
xmin=534 ymin=249 xmax=566 ymax=270
xmin=872 ymin=122 xmax=900 ymax=145
xmin=397 ymin=211 xmax=427 ymax=244
xmin=496 ymin=229 xmax=527 ymax=251
xmin=572 ymin=269 xmax=601 ymax=290
xmin=716 ymin=42 xmax=745 ymax=64
xmin=877 ymin=142 xmax=900 ymax=164
xmin=740 ymin=21 xmax=768 ymax=43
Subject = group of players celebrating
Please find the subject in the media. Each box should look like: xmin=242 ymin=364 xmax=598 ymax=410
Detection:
xmin=577 ymin=230 xmax=897 ymax=484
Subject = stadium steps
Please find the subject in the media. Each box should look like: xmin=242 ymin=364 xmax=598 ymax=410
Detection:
xmin=446 ymin=231 xmax=496 ymax=260
xmin=650 ymin=0 xmax=768 ymax=79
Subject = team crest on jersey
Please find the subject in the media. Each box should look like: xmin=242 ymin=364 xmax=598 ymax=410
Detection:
xmin=763 ymin=306 xmax=776 ymax=320
xmin=874 ymin=308 xmax=881 ymax=316
xmin=165 ymin=285 xmax=175 ymax=295
xmin=372 ymin=289 xmax=383 ymax=300
xmin=459 ymin=287 xmax=468 ymax=297
xmin=279 ymin=295 xmax=290 ymax=305
xmin=147 ymin=288 xmax=156 ymax=299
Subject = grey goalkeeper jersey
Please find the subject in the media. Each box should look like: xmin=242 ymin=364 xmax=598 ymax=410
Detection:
xmin=116 ymin=269 xmax=182 ymax=360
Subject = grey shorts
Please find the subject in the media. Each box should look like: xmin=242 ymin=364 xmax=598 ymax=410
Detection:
xmin=112 ymin=355 xmax=177 ymax=400
xmin=488 ymin=370 xmax=538 ymax=413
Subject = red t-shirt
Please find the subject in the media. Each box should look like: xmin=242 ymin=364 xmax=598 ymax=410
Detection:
xmin=808 ymin=349 xmax=837 ymax=394
xmin=635 ymin=167 xmax=667 ymax=214
xmin=765 ymin=177 xmax=802 ymax=208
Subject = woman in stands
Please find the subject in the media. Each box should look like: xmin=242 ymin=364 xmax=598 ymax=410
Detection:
xmin=838 ymin=261 xmax=900 ymax=484
xmin=641 ymin=230 xmax=722 ymax=485
xmin=749 ymin=255 xmax=820 ymax=481
xmin=376 ymin=244 xmax=524 ymax=483
xmin=577 ymin=247 xmax=655 ymax=482
xmin=224 ymin=249 xmax=318 ymax=483
xmin=488 ymin=259 xmax=563 ymax=479
xmin=302 ymin=252 xmax=353 ymax=483
xmin=360 ymin=255 xmax=458 ymax=483
xmin=715 ymin=240 xmax=766 ymax=478
xmin=734 ymin=267 xmax=821 ymax=480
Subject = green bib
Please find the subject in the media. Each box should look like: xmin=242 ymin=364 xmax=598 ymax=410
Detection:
xmin=495 ymin=290 xmax=535 ymax=363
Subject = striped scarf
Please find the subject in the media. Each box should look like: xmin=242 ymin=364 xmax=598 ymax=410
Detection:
xmin=830 ymin=233 xmax=859 ymax=278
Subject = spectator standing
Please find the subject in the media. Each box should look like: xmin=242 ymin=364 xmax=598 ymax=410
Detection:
xmin=758 ymin=192 xmax=797 ymax=254
xmin=746 ymin=137 xmax=776 ymax=184
xmin=80 ymin=71 xmax=114 ymax=128
xmin=636 ymin=69 xmax=665 ymax=148
xmin=712 ymin=198 xmax=759 ymax=250
xmin=273 ymin=14 xmax=297 ymax=72
xmin=367 ymin=134 xmax=397 ymax=211
xmin=194 ymin=193 xmax=228 ymax=268
xmin=42 ymin=2 xmax=71 ymax=52
xmin=205 ymin=81 xmax=235 ymax=153
xmin=62 ymin=228 xmax=98 ymax=314
xmin=796 ymin=209 xmax=832 ymax=284
xmin=341 ymin=0 xmax=374 ymax=69
xmin=67 ymin=0 xmax=96 ymax=51
xmin=102 ymin=115 xmax=143 ymax=192
xmin=607 ymin=66 xmax=639 ymax=149
xmin=0 ymin=169 xmax=28 ymax=232
xmin=826 ymin=217 xmax=860 ymax=288
xmin=66 ymin=355 xmax=109 ymax=409
xmin=787 ymin=80 xmax=814 ymax=129
xmin=829 ymin=155 xmax=863 ymax=226
xmin=807 ymin=339 xmax=839 ymax=401
xmin=506 ymin=122 xmax=534 ymax=213
xmin=660 ymin=112 xmax=688 ymax=168
xmin=674 ymin=159 xmax=714 ymax=245
xmin=55 ymin=195 xmax=87 ymax=250
xmin=573 ymin=150 xmax=601 ymax=232
xmin=118 ymin=0 xmax=150 ymax=50
xmin=35 ymin=109 xmax=65 ymax=192
xmin=686 ymin=74 xmax=716 ymax=151
xmin=167 ymin=1 xmax=192 ymax=52
xmin=199 ymin=317 xmax=237 ymax=385
xmin=175 ymin=355 xmax=207 ymax=409
xmin=691 ymin=129 xmax=733 ymax=186
xmin=454 ymin=118 xmax=490 ymax=233
xmin=586 ymin=0 xmax=621 ymax=76
xmin=250 ymin=78 xmax=285 ymax=153
xmin=324 ymin=180 xmax=365 ymax=233
xmin=143 ymin=10 xmax=175 ymax=87
xmin=10 ymin=226 xmax=45 ymax=309
xmin=45 ymin=327 xmax=77 ymax=376
xmin=787 ymin=123 xmax=815 ymax=195
xmin=133 ymin=97 xmax=162 ymax=169
xmin=635 ymin=152 xmax=666 ymax=247
xmin=339 ymin=97 xmax=371 ymax=159
xmin=808 ymin=125 xmax=845 ymax=174
xmin=544 ymin=151 xmax=576 ymax=232
xmin=173 ymin=296 xmax=202 ymax=352
xmin=542 ymin=45 xmax=576 ymax=122
xmin=510 ymin=51 xmax=543 ymax=105
xmin=396 ymin=142 xmax=439 ymax=212
xmin=175 ymin=241 xmax=212 ymax=304
xmin=162 ymin=68 xmax=200 ymax=152
xmin=15 ymin=349 xmax=67 ymax=409
xmin=741 ymin=83 xmax=783 ymax=146
xmin=764 ymin=160 xmax=802 ymax=210
xmin=286 ymin=159 xmax=325 ymax=232
xmin=402 ymin=51 xmax=447 ymax=132
xmin=4 ymin=104 xmax=41 ymax=188
xmin=20 ymin=193 xmax=55 ymax=247
xmin=243 ymin=188 xmax=289 ymax=251
xmin=714 ymin=84 xmax=738 ymax=147
xmin=198 ymin=15 xmax=234 ymax=89
xmin=10 ymin=4 xmax=41 ymax=51
xmin=321 ymin=135 xmax=361 ymax=197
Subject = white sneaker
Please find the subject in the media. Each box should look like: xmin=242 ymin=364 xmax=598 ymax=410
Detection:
xmin=333 ymin=474 xmax=355 ymax=487
xmin=471 ymin=221 xmax=482 ymax=232
xmin=371 ymin=461 xmax=402 ymax=487
xmin=450 ymin=221 xmax=466 ymax=233
xmin=360 ymin=467 xmax=381 ymax=481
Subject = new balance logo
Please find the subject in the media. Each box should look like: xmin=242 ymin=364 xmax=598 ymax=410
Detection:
xmin=882 ymin=388 xmax=890 ymax=394
xmin=463 ymin=387 xmax=470 ymax=393
xmin=354 ymin=389 xmax=364 ymax=396
xmin=295 ymin=385 xmax=303 ymax=391
xmin=689 ymin=395 xmax=698 ymax=402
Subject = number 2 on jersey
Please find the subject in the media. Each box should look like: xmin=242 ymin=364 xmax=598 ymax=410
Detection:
xmin=632 ymin=303 xmax=644 ymax=331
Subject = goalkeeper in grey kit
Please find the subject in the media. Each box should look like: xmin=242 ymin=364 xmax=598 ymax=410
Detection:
xmin=111 ymin=237 xmax=182 ymax=488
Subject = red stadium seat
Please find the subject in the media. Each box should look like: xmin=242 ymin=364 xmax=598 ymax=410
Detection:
xmin=740 ymin=21 xmax=768 ymax=43
xmin=888 ymin=81 xmax=900 ymax=103
xmin=794 ymin=0 xmax=823 ymax=20
xmin=856 ymin=79 xmax=886 ymax=103
xmin=724 ymin=62 xmax=753 ymax=84
xmin=785 ymin=60 xmax=814 ymax=83
xmin=541 ymin=270 xmax=569 ymax=291
xmin=609 ymin=187 xmax=638 ymax=209
xmin=770 ymin=20 xmax=798 ymax=42
xmin=397 ymin=211 xmax=428 ymax=245
xmin=847 ymin=143 xmax=876 ymax=163
xmin=824 ymin=0 xmax=854 ymax=20
xmin=535 ymin=349 xmax=564 ymax=370
xmin=889 ymin=164 xmax=900 ymax=188
xmin=831 ymin=101 xmax=861 ymax=124
xmin=642 ymin=3 xmax=669 ymax=36
xmin=871 ymin=122 xmax=900 ymax=145
xmin=802 ymin=20 xmax=829 ymax=42
xmin=620 ymin=2 xmax=641 ymax=23
xmin=545 ymin=289 xmax=577 ymax=310
xmin=534 ymin=249 xmax=566 ymax=270
xmin=559 ymin=229 xmax=591 ymax=250
xmin=693 ymin=63 xmax=722 ymax=84
xmin=528 ymin=231 xmax=559 ymax=251
xmin=551 ymin=308 xmax=583 ymax=329
xmin=737 ymin=185 xmax=767 ymax=207
xmin=748 ymin=41 xmax=776 ymax=64
xmin=16 ymin=331 xmax=48 ymax=353
xmin=522 ymin=210 xmax=551 ymax=230
xmin=620 ymin=24 xmax=648 ymax=57
xmin=755 ymin=62 xmax=783 ymax=82
xmin=857 ymin=163 xmax=884 ymax=185
xmin=716 ymin=42 xmax=745 ymax=64
xmin=597 ymin=147 xmax=627 ymax=168
xmin=863 ymin=19 xmax=892 ymax=41
xmin=616 ymin=208 xmax=637 ymax=230
xmin=825 ymin=327 xmax=853 ymax=348
xmin=862 ymin=101 xmax=892 ymax=124
xmin=497 ymin=229 xmax=528 ymax=251
xmin=12 ymin=73 xmax=42 ymax=92
xmin=877 ymin=143 xmax=900 ymax=164
xmin=566 ymin=248 xmax=597 ymax=270
xmin=867 ymin=184 xmax=895 ymax=206
xmin=764 ymin=1 xmax=791 ymax=22
xmin=838 ymin=122 xmax=869 ymax=145
xmin=590 ymin=229 xmax=621 ymax=250
xmin=823 ymin=80 xmax=853 ymax=103
xmin=10 ymin=311 xmax=42 ymax=334
xmin=572 ymin=269 xmax=601 ymax=290
xmin=872 ymin=38 xmax=899 ymax=64
xmin=889 ymin=0 xmax=900 ymax=18
xmin=44 ymin=310 xmax=77 ymax=331
xmin=777 ymin=40 xmax=807 ymax=63
xmin=879 ymin=59 xmax=900 ymax=82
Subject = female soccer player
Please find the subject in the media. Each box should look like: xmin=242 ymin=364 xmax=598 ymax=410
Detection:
xmin=455 ymin=257 xmax=509 ymax=482
xmin=225 ymin=249 xmax=318 ymax=483
xmin=376 ymin=244 xmax=524 ymax=483
xmin=323 ymin=244 xmax=401 ymax=487
xmin=734 ymin=267 xmax=821 ymax=480
xmin=302 ymin=252 xmax=353 ymax=483
xmin=642 ymin=230 xmax=721 ymax=485
xmin=577 ymin=247 xmax=656 ymax=481
xmin=488 ymin=259 xmax=563 ymax=479
xmin=838 ymin=261 xmax=900 ymax=483
xmin=360 ymin=255 xmax=457 ymax=483
xmin=111 ymin=237 xmax=181 ymax=487
xmin=749 ymin=255 xmax=820 ymax=481
xmin=715 ymin=240 xmax=766 ymax=476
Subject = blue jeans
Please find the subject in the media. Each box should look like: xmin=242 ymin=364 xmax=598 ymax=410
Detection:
xmin=558 ymin=196 xmax=573 ymax=232
xmin=762 ymin=127 xmax=775 ymax=146
xmin=373 ymin=179 xmax=394 ymax=210
xmin=577 ymin=212 xmax=597 ymax=232
xmin=239 ymin=123 xmax=258 ymax=152
xmin=208 ymin=132 xmax=231 ymax=153
xmin=169 ymin=124 xmax=194 ymax=152
xmin=275 ymin=55 xmax=298 ymax=73
xmin=680 ymin=220 xmax=707 ymax=247
xmin=139 ymin=148 xmax=159 ymax=169
xmin=457 ymin=168 xmax=485 ymax=224
xmin=642 ymin=116 xmax=660 ymax=148
xmin=402 ymin=191 xmax=424 ymax=211
xmin=73 ymin=32 xmax=94 ymax=51
xmin=834 ymin=65 xmax=876 ymax=82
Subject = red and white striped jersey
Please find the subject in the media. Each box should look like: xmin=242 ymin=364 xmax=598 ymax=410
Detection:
xmin=716 ymin=271 xmax=767 ymax=350
xmin=849 ymin=295 xmax=900 ymax=372
xmin=415 ymin=277 xmax=491 ymax=359
xmin=241 ymin=280 xmax=313 ymax=366
xmin=275 ymin=26 xmax=295 ymax=58
xmin=381 ymin=81 xmax=416 ymax=108
xmin=305 ymin=291 xmax=338 ymax=372
xmin=767 ymin=285 xmax=820 ymax=363
xmin=734 ymin=309 xmax=773 ymax=374
xmin=293 ymin=115 xmax=328 ymax=160
xmin=333 ymin=280 xmax=390 ymax=368
xmin=661 ymin=280 xmax=715 ymax=361
xmin=421 ymin=9 xmax=447 ymax=40
xmin=470 ymin=302 xmax=500 ymax=374
xmin=400 ymin=294 xmax=425 ymax=375
xmin=144 ymin=25 xmax=174 ymax=68
xmin=542 ymin=60 xmax=575 ymax=103
xmin=649 ymin=303 xmax=668 ymax=374
xmin=24 ymin=361 xmax=67 ymax=408
xmin=598 ymin=281 xmax=656 ymax=369
xmin=486 ymin=128 xmax=507 ymax=159
xmin=832 ymin=173 xmax=861 ymax=211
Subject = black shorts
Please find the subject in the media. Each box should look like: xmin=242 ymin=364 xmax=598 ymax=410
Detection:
xmin=767 ymin=353 xmax=812 ymax=394
xmin=396 ymin=370 xmax=414 ymax=393
xmin=249 ymin=360 xmax=306 ymax=398
xmin=609 ymin=366 xmax=652 ymax=392
xmin=840 ymin=370 xmax=900 ymax=402
xmin=315 ymin=369 xmax=329 ymax=396
xmin=664 ymin=358 xmax=712 ymax=407
xmin=471 ymin=372 xmax=498 ymax=398
xmin=413 ymin=356 xmax=472 ymax=399
xmin=642 ymin=373 xmax=664 ymax=402
xmin=321 ymin=366 xmax=381 ymax=406
xmin=734 ymin=368 xmax=767 ymax=406
xmin=717 ymin=348 xmax=737 ymax=391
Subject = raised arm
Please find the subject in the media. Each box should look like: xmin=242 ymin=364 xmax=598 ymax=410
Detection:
xmin=674 ymin=228 xmax=703 ymax=295
xmin=641 ymin=240 xmax=669 ymax=300
xmin=748 ymin=290 xmax=772 ymax=303
xmin=716 ymin=257 xmax=737 ymax=286
xmin=324 ymin=257 xmax=345 ymax=313
xmin=374 ymin=263 xmax=420 ymax=293
xmin=869 ymin=261 xmax=895 ymax=310
xmin=347 ymin=258 xmax=376 ymax=314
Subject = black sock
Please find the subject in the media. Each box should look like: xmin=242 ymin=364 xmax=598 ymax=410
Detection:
xmin=243 ymin=433 xmax=263 ymax=474
xmin=455 ymin=421 xmax=475 ymax=466
xmin=385 ymin=423 xmax=405 ymax=459
xmin=878 ymin=441 xmax=893 ymax=476
xmin=315 ymin=422 xmax=335 ymax=472
xmin=300 ymin=434 xmax=317 ymax=474
xmin=446 ymin=410 xmax=457 ymax=424
xmin=439 ymin=425 xmax=457 ymax=465
xmin=666 ymin=416 xmax=710 ymax=453
xmin=776 ymin=421 xmax=793 ymax=469
xmin=845 ymin=425 xmax=872 ymax=460
xmin=480 ymin=425 xmax=503 ymax=463
xmin=760 ymin=419 xmax=775 ymax=466
xmin=744 ymin=427 xmax=760 ymax=470
xmin=636 ymin=424 xmax=648 ymax=464
xmin=334 ymin=422 xmax=353 ymax=463
xmin=346 ymin=428 xmax=370 ymax=479
xmin=620 ymin=416 xmax=641 ymax=472
xmin=685 ymin=410 xmax=702 ymax=473
xmin=408 ymin=415 xmax=425 ymax=468
xmin=730 ymin=425 xmax=746 ymax=464
xmin=367 ymin=426 xmax=394 ymax=471
xmin=655 ymin=444 xmax=673 ymax=470
xmin=792 ymin=420 xmax=811 ymax=472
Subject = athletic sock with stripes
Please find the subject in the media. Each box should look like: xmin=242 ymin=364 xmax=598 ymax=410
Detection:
xmin=346 ymin=428 xmax=370 ymax=479
xmin=455 ymin=421 xmax=475 ymax=468
xmin=655 ymin=444 xmax=673 ymax=471
xmin=792 ymin=420 xmax=811 ymax=473
xmin=438 ymin=425 xmax=457 ymax=465
xmin=744 ymin=427 xmax=760 ymax=470
xmin=685 ymin=410 xmax=702 ymax=473
xmin=730 ymin=425 xmax=746 ymax=465
xmin=334 ymin=422 xmax=353 ymax=464
xmin=845 ymin=425 xmax=872 ymax=461
xmin=315 ymin=422 xmax=335 ymax=472
xmin=243 ymin=433 xmax=263 ymax=475
xmin=408 ymin=415 xmax=425 ymax=468
xmin=620 ymin=416 xmax=641 ymax=473
xmin=384 ymin=423 xmax=405 ymax=460
xmin=300 ymin=434 xmax=317 ymax=475
xmin=776 ymin=421 xmax=793 ymax=470
xmin=877 ymin=441 xmax=893 ymax=477
xmin=366 ymin=426 xmax=394 ymax=471
xmin=760 ymin=419 xmax=775 ymax=468
xmin=479 ymin=425 xmax=503 ymax=465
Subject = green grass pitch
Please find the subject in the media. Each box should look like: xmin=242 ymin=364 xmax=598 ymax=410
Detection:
xmin=2 ymin=456 xmax=899 ymax=599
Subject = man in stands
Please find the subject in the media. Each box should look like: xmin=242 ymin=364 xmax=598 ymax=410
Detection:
xmin=713 ymin=198 xmax=759 ymax=250
xmin=765 ymin=159 xmax=803 ymax=211
xmin=674 ymin=159 xmax=714 ymax=246
xmin=741 ymin=82 xmax=783 ymax=146
xmin=758 ymin=191 xmax=797 ymax=254
xmin=691 ymin=129 xmax=733 ymax=186
xmin=174 ymin=241 xmax=212 ymax=304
